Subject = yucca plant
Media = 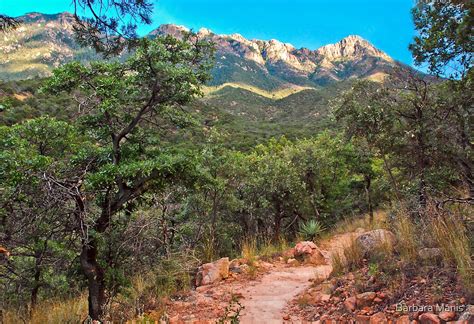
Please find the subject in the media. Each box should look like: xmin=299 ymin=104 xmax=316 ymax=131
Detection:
xmin=298 ymin=219 xmax=326 ymax=241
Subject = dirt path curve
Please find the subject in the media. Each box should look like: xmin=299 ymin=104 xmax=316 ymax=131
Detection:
xmin=239 ymin=232 xmax=357 ymax=324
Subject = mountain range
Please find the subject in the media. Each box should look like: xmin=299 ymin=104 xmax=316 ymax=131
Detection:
xmin=1 ymin=12 xmax=409 ymax=89
xmin=0 ymin=12 xmax=417 ymax=145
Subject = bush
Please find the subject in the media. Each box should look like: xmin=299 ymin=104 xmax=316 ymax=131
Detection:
xmin=298 ymin=219 xmax=326 ymax=241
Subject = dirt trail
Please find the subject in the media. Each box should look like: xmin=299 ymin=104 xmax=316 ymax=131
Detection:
xmin=239 ymin=232 xmax=356 ymax=324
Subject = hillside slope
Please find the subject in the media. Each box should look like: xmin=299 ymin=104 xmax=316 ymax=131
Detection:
xmin=1 ymin=12 xmax=408 ymax=92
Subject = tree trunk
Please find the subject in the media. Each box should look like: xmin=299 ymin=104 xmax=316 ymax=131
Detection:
xmin=30 ymin=261 xmax=40 ymax=315
xmin=364 ymin=175 xmax=374 ymax=223
xmin=382 ymin=155 xmax=401 ymax=201
xmin=80 ymin=239 xmax=106 ymax=321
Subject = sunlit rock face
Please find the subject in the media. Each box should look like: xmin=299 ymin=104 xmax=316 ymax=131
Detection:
xmin=2 ymin=13 xmax=406 ymax=88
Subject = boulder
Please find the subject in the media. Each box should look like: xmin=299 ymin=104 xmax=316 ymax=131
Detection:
xmin=418 ymin=248 xmax=443 ymax=264
xmin=356 ymin=229 xmax=396 ymax=253
xmin=294 ymin=241 xmax=328 ymax=265
xmin=419 ymin=313 xmax=440 ymax=324
xmin=356 ymin=292 xmax=376 ymax=308
xmin=195 ymin=257 xmax=230 ymax=287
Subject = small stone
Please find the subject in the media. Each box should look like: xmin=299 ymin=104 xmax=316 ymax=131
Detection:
xmin=356 ymin=292 xmax=376 ymax=308
xmin=287 ymin=258 xmax=299 ymax=266
xmin=355 ymin=315 xmax=371 ymax=324
xmin=396 ymin=315 xmax=410 ymax=324
xmin=458 ymin=305 xmax=474 ymax=322
xmin=344 ymin=296 xmax=356 ymax=312
xmin=282 ymin=314 xmax=290 ymax=320
xmin=438 ymin=311 xmax=455 ymax=321
xmin=374 ymin=297 xmax=383 ymax=303
xmin=370 ymin=312 xmax=387 ymax=324
xmin=320 ymin=294 xmax=331 ymax=302
xmin=418 ymin=248 xmax=443 ymax=264
xmin=419 ymin=313 xmax=440 ymax=324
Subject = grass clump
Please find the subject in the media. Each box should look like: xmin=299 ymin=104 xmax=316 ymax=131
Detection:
xmin=2 ymin=295 xmax=88 ymax=324
xmin=427 ymin=204 xmax=473 ymax=290
xmin=393 ymin=208 xmax=419 ymax=264
xmin=330 ymin=237 xmax=364 ymax=276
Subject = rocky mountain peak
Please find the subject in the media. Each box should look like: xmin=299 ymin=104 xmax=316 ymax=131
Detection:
xmin=197 ymin=27 xmax=213 ymax=37
xmin=316 ymin=35 xmax=392 ymax=62
xmin=20 ymin=12 xmax=75 ymax=24
xmin=149 ymin=24 xmax=189 ymax=38
xmin=2 ymin=12 xmax=405 ymax=87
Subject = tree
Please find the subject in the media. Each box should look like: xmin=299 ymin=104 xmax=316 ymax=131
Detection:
xmin=410 ymin=0 xmax=473 ymax=78
xmin=410 ymin=0 xmax=473 ymax=204
xmin=72 ymin=0 xmax=153 ymax=56
xmin=335 ymin=71 xmax=470 ymax=214
xmin=0 ymin=14 xmax=20 ymax=32
xmin=44 ymin=35 xmax=213 ymax=321
xmin=0 ymin=118 xmax=90 ymax=313
xmin=1 ymin=0 xmax=154 ymax=55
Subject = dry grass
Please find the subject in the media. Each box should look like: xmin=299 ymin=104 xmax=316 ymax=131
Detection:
xmin=393 ymin=208 xmax=419 ymax=264
xmin=3 ymin=294 xmax=88 ymax=324
xmin=258 ymin=237 xmax=290 ymax=260
xmin=241 ymin=237 xmax=258 ymax=264
xmin=330 ymin=237 xmax=364 ymax=276
xmin=327 ymin=210 xmax=388 ymax=238
xmin=427 ymin=204 xmax=473 ymax=290
xmin=202 ymin=82 xmax=315 ymax=99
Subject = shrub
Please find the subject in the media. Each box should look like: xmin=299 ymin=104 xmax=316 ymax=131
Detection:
xmin=298 ymin=219 xmax=326 ymax=241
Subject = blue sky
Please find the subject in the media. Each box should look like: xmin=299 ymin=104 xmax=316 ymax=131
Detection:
xmin=0 ymin=0 xmax=417 ymax=65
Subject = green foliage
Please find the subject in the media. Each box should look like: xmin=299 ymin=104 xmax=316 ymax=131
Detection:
xmin=298 ymin=220 xmax=326 ymax=241
xmin=410 ymin=0 xmax=473 ymax=78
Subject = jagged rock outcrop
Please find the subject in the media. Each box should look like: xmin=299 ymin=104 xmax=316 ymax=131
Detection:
xmin=1 ymin=12 xmax=410 ymax=87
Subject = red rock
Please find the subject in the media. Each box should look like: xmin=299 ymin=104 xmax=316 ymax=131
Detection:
xmin=438 ymin=311 xmax=455 ymax=321
xmin=287 ymin=258 xmax=300 ymax=266
xmin=344 ymin=296 xmax=356 ymax=312
xmin=282 ymin=248 xmax=295 ymax=258
xmin=396 ymin=315 xmax=410 ymax=324
xmin=356 ymin=315 xmax=371 ymax=324
xmin=374 ymin=297 xmax=383 ymax=303
xmin=195 ymin=257 xmax=230 ymax=286
xmin=370 ymin=312 xmax=388 ymax=324
xmin=294 ymin=241 xmax=327 ymax=265
xmin=282 ymin=314 xmax=290 ymax=320
xmin=419 ymin=313 xmax=440 ymax=324
xmin=356 ymin=292 xmax=376 ymax=308
xmin=320 ymin=294 xmax=331 ymax=302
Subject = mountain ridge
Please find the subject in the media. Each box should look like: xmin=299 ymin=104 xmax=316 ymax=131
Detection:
xmin=0 ymin=11 xmax=410 ymax=91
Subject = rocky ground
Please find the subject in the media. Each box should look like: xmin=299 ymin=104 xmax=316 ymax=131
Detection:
xmin=146 ymin=229 xmax=473 ymax=324
xmin=285 ymin=261 xmax=471 ymax=323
